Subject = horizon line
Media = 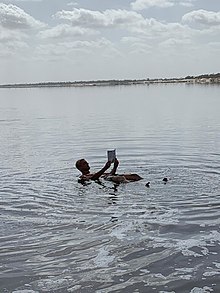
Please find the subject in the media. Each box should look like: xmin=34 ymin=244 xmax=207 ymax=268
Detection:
xmin=0 ymin=72 xmax=219 ymax=88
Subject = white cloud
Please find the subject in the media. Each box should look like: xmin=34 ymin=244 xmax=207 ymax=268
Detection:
xmin=179 ymin=2 xmax=194 ymax=8
xmin=67 ymin=2 xmax=79 ymax=7
xmin=128 ymin=18 xmax=191 ymax=41
xmin=120 ymin=20 xmax=194 ymax=58
xmin=130 ymin=0 xmax=197 ymax=10
xmin=54 ymin=8 xmax=144 ymax=28
xmin=0 ymin=3 xmax=45 ymax=30
xmin=0 ymin=3 xmax=47 ymax=60
xmin=0 ymin=39 xmax=29 ymax=57
xmin=0 ymin=26 xmax=27 ymax=41
xmin=182 ymin=9 xmax=220 ymax=27
xmin=65 ymin=38 xmax=114 ymax=50
xmin=0 ymin=1 xmax=218 ymax=83
xmin=121 ymin=36 xmax=144 ymax=44
xmin=53 ymin=7 xmax=190 ymax=39
xmin=53 ymin=7 xmax=194 ymax=50
xmin=160 ymin=37 xmax=191 ymax=48
xmin=38 ymin=24 xmax=98 ymax=40
xmin=131 ymin=0 xmax=174 ymax=11
xmin=33 ymin=38 xmax=120 ymax=61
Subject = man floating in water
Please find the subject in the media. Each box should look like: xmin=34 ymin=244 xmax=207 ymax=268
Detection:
xmin=75 ymin=158 xmax=142 ymax=183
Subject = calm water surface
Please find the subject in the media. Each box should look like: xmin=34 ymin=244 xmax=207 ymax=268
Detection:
xmin=0 ymin=84 xmax=220 ymax=293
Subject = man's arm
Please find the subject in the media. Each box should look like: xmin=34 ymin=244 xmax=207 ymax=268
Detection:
xmin=110 ymin=158 xmax=119 ymax=175
xmin=91 ymin=161 xmax=111 ymax=180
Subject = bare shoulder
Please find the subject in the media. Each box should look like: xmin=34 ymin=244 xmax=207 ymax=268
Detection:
xmin=80 ymin=174 xmax=94 ymax=180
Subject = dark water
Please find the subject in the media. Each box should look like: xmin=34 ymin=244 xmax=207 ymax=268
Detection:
xmin=0 ymin=84 xmax=220 ymax=293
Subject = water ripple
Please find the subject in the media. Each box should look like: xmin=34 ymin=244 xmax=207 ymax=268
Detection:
xmin=1 ymin=86 xmax=220 ymax=292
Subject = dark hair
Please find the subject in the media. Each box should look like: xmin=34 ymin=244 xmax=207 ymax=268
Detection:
xmin=75 ymin=159 xmax=84 ymax=170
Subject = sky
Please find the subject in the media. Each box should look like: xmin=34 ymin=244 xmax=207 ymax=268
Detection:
xmin=0 ymin=0 xmax=220 ymax=83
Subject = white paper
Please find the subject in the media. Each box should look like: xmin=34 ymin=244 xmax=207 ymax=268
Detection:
xmin=107 ymin=149 xmax=116 ymax=162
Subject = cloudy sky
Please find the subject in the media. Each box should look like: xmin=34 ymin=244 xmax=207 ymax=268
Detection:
xmin=0 ymin=0 xmax=220 ymax=83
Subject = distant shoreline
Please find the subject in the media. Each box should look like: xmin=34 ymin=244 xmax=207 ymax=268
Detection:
xmin=1 ymin=74 xmax=219 ymax=89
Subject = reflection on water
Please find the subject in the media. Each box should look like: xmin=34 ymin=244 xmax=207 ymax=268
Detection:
xmin=0 ymin=84 xmax=220 ymax=292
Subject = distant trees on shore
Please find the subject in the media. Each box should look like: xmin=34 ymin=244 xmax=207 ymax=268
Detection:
xmin=0 ymin=73 xmax=219 ymax=88
xmin=185 ymin=73 xmax=220 ymax=79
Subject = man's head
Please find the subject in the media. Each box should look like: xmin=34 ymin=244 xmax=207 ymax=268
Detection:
xmin=75 ymin=159 xmax=90 ymax=174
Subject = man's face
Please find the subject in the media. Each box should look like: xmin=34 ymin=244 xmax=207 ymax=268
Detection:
xmin=79 ymin=159 xmax=90 ymax=173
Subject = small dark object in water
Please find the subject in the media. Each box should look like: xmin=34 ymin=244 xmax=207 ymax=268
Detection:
xmin=111 ymin=216 xmax=118 ymax=222
xmin=162 ymin=177 xmax=168 ymax=183
xmin=145 ymin=182 xmax=150 ymax=187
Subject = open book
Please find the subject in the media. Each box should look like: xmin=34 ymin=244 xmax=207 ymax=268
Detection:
xmin=107 ymin=149 xmax=116 ymax=163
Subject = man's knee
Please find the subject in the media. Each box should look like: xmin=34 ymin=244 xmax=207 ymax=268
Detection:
xmin=123 ymin=174 xmax=143 ymax=181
